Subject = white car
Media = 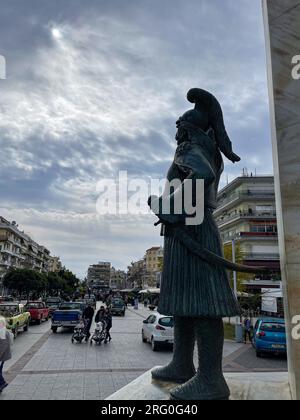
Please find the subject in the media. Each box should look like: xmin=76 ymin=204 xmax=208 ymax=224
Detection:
xmin=142 ymin=312 xmax=174 ymax=351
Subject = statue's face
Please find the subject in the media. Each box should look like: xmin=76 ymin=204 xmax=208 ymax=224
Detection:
xmin=175 ymin=110 xmax=198 ymax=143
xmin=175 ymin=116 xmax=188 ymax=143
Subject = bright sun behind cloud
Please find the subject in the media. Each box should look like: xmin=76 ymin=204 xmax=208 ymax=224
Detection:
xmin=51 ymin=27 xmax=63 ymax=40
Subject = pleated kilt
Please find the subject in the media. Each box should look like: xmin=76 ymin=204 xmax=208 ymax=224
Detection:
xmin=158 ymin=209 xmax=241 ymax=318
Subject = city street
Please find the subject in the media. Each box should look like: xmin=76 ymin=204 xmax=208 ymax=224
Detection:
xmin=0 ymin=303 xmax=287 ymax=400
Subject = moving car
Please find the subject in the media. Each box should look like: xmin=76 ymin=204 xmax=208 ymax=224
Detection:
xmin=51 ymin=301 xmax=85 ymax=333
xmin=142 ymin=312 xmax=174 ymax=351
xmin=253 ymin=318 xmax=287 ymax=358
xmin=25 ymin=301 xmax=50 ymax=324
xmin=45 ymin=297 xmax=62 ymax=317
xmin=0 ymin=302 xmax=31 ymax=338
xmin=110 ymin=298 xmax=126 ymax=316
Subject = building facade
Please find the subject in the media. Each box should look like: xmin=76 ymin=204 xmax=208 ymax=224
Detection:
xmin=144 ymin=247 xmax=164 ymax=288
xmin=127 ymin=259 xmax=145 ymax=289
xmin=214 ymin=175 xmax=280 ymax=281
xmin=49 ymin=256 xmax=63 ymax=273
xmin=87 ymin=261 xmax=111 ymax=293
xmin=110 ymin=267 xmax=127 ymax=290
xmin=0 ymin=216 xmax=55 ymax=292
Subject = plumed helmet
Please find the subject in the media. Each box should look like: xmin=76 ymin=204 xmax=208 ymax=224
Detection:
xmin=186 ymin=88 xmax=241 ymax=163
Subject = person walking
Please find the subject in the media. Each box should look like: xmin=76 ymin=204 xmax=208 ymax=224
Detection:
xmin=104 ymin=308 xmax=112 ymax=344
xmin=134 ymin=297 xmax=139 ymax=310
xmin=95 ymin=306 xmax=106 ymax=323
xmin=244 ymin=318 xmax=252 ymax=344
xmin=82 ymin=304 xmax=94 ymax=339
xmin=0 ymin=317 xmax=13 ymax=393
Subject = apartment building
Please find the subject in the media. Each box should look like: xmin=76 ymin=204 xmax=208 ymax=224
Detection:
xmin=87 ymin=261 xmax=111 ymax=293
xmin=214 ymin=175 xmax=280 ymax=277
xmin=49 ymin=256 xmax=63 ymax=273
xmin=127 ymin=259 xmax=145 ymax=289
xmin=0 ymin=216 xmax=55 ymax=291
xmin=143 ymin=247 xmax=164 ymax=288
xmin=110 ymin=267 xmax=127 ymax=290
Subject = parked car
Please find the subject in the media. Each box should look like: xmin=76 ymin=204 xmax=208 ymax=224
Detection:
xmin=51 ymin=301 xmax=85 ymax=333
xmin=25 ymin=301 xmax=50 ymax=324
xmin=253 ymin=318 xmax=287 ymax=358
xmin=110 ymin=298 xmax=126 ymax=316
xmin=0 ymin=302 xmax=31 ymax=338
xmin=45 ymin=297 xmax=63 ymax=317
xmin=142 ymin=313 xmax=174 ymax=351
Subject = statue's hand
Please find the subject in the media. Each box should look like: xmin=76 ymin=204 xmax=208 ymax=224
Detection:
xmin=228 ymin=152 xmax=241 ymax=164
xmin=148 ymin=195 xmax=159 ymax=212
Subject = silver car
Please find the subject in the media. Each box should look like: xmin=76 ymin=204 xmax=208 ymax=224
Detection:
xmin=142 ymin=312 xmax=174 ymax=351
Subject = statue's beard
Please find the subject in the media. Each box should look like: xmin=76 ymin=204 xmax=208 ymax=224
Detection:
xmin=176 ymin=127 xmax=189 ymax=144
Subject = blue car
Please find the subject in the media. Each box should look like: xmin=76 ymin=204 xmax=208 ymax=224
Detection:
xmin=51 ymin=302 xmax=86 ymax=333
xmin=253 ymin=318 xmax=287 ymax=358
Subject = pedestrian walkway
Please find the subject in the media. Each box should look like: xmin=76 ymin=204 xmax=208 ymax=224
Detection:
xmin=0 ymin=303 xmax=287 ymax=400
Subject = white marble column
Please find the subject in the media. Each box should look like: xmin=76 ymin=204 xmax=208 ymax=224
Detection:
xmin=263 ymin=0 xmax=300 ymax=400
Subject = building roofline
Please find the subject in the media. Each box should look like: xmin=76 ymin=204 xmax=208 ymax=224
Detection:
xmin=146 ymin=247 xmax=161 ymax=252
xmin=218 ymin=175 xmax=274 ymax=196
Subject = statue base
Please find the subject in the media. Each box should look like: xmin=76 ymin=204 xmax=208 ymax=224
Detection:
xmin=106 ymin=368 xmax=292 ymax=401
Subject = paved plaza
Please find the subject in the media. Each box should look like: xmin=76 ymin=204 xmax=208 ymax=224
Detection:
xmin=0 ymin=304 xmax=287 ymax=400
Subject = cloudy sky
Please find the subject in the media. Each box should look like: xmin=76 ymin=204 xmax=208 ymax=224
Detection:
xmin=0 ymin=0 xmax=273 ymax=278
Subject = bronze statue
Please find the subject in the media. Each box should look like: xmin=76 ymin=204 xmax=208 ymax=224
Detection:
xmin=148 ymin=88 xmax=266 ymax=400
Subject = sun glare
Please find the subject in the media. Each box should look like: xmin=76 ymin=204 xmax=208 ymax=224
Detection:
xmin=51 ymin=27 xmax=62 ymax=40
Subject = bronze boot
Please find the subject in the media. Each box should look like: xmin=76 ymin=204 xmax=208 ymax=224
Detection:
xmin=152 ymin=317 xmax=196 ymax=383
xmin=170 ymin=318 xmax=230 ymax=400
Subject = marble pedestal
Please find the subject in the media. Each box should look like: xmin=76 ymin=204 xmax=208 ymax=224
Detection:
xmin=107 ymin=368 xmax=291 ymax=401
xmin=263 ymin=0 xmax=300 ymax=400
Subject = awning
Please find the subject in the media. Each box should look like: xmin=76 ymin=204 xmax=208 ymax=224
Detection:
xmin=139 ymin=288 xmax=160 ymax=295
xmin=237 ymin=292 xmax=254 ymax=297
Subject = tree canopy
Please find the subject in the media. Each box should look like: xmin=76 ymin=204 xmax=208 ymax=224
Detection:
xmin=3 ymin=267 xmax=80 ymax=298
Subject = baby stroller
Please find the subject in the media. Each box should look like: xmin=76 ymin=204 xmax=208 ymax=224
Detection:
xmin=90 ymin=320 xmax=107 ymax=346
xmin=71 ymin=319 xmax=89 ymax=344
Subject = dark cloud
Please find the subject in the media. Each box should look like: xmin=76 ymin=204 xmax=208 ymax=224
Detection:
xmin=0 ymin=0 xmax=272 ymax=277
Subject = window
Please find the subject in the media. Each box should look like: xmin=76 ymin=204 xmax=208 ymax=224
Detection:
xmin=147 ymin=315 xmax=156 ymax=324
xmin=256 ymin=205 xmax=274 ymax=212
xmin=159 ymin=317 xmax=174 ymax=328
xmin=260 ymin=323 xmax=285 ymax=333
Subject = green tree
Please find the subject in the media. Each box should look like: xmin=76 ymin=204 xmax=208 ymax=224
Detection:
xmin=223 ymin=243 xmax=253 ymax=292
xmin=46 ymin=272 xmax=66 ymax=296
xmin=57 ymin=268 xmax=80 ymax=294
xmin=3 ymin=269 xmax=47 ymax=299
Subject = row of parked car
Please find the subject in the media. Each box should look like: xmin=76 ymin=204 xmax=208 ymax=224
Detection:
xmin=0 ymin=295 xmax=97 ymax=338
xmin=141 ymin=313 xmax=287 ymax=357
xmin=0 ymin=300 xmax=50 ymax=338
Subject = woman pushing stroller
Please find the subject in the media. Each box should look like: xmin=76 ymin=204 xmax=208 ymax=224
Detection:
xmin=104 ymin=308 xmax=112 ymax=344
xmin=91 ymin=306 xmax=112 ymax=345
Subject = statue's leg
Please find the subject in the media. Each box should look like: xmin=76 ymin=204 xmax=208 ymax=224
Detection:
xmin=151 ymin=316 xmax=196 ymax=383
xmin=170 ymin=318 xmax=230 ymax=400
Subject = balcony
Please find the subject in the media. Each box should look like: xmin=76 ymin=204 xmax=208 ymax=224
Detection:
xmin=222 ymin=231 xmax=278 ymax=243
xmin=244 ymin=253 xmax=280 ymax=261
xmin=216 ymin=191 xmax=275 ymax=215
xmin=216 ymin=211 xmax=277 ymax=228
xmin=0 ymin=260 xmax=10 ymax=267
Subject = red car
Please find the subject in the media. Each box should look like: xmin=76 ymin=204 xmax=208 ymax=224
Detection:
xmin=25 ymin=302 xmax=50 ymax=324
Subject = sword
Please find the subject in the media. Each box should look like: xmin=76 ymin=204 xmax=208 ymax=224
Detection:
xmin=154 ymin=221 xmax=270 ymax=275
